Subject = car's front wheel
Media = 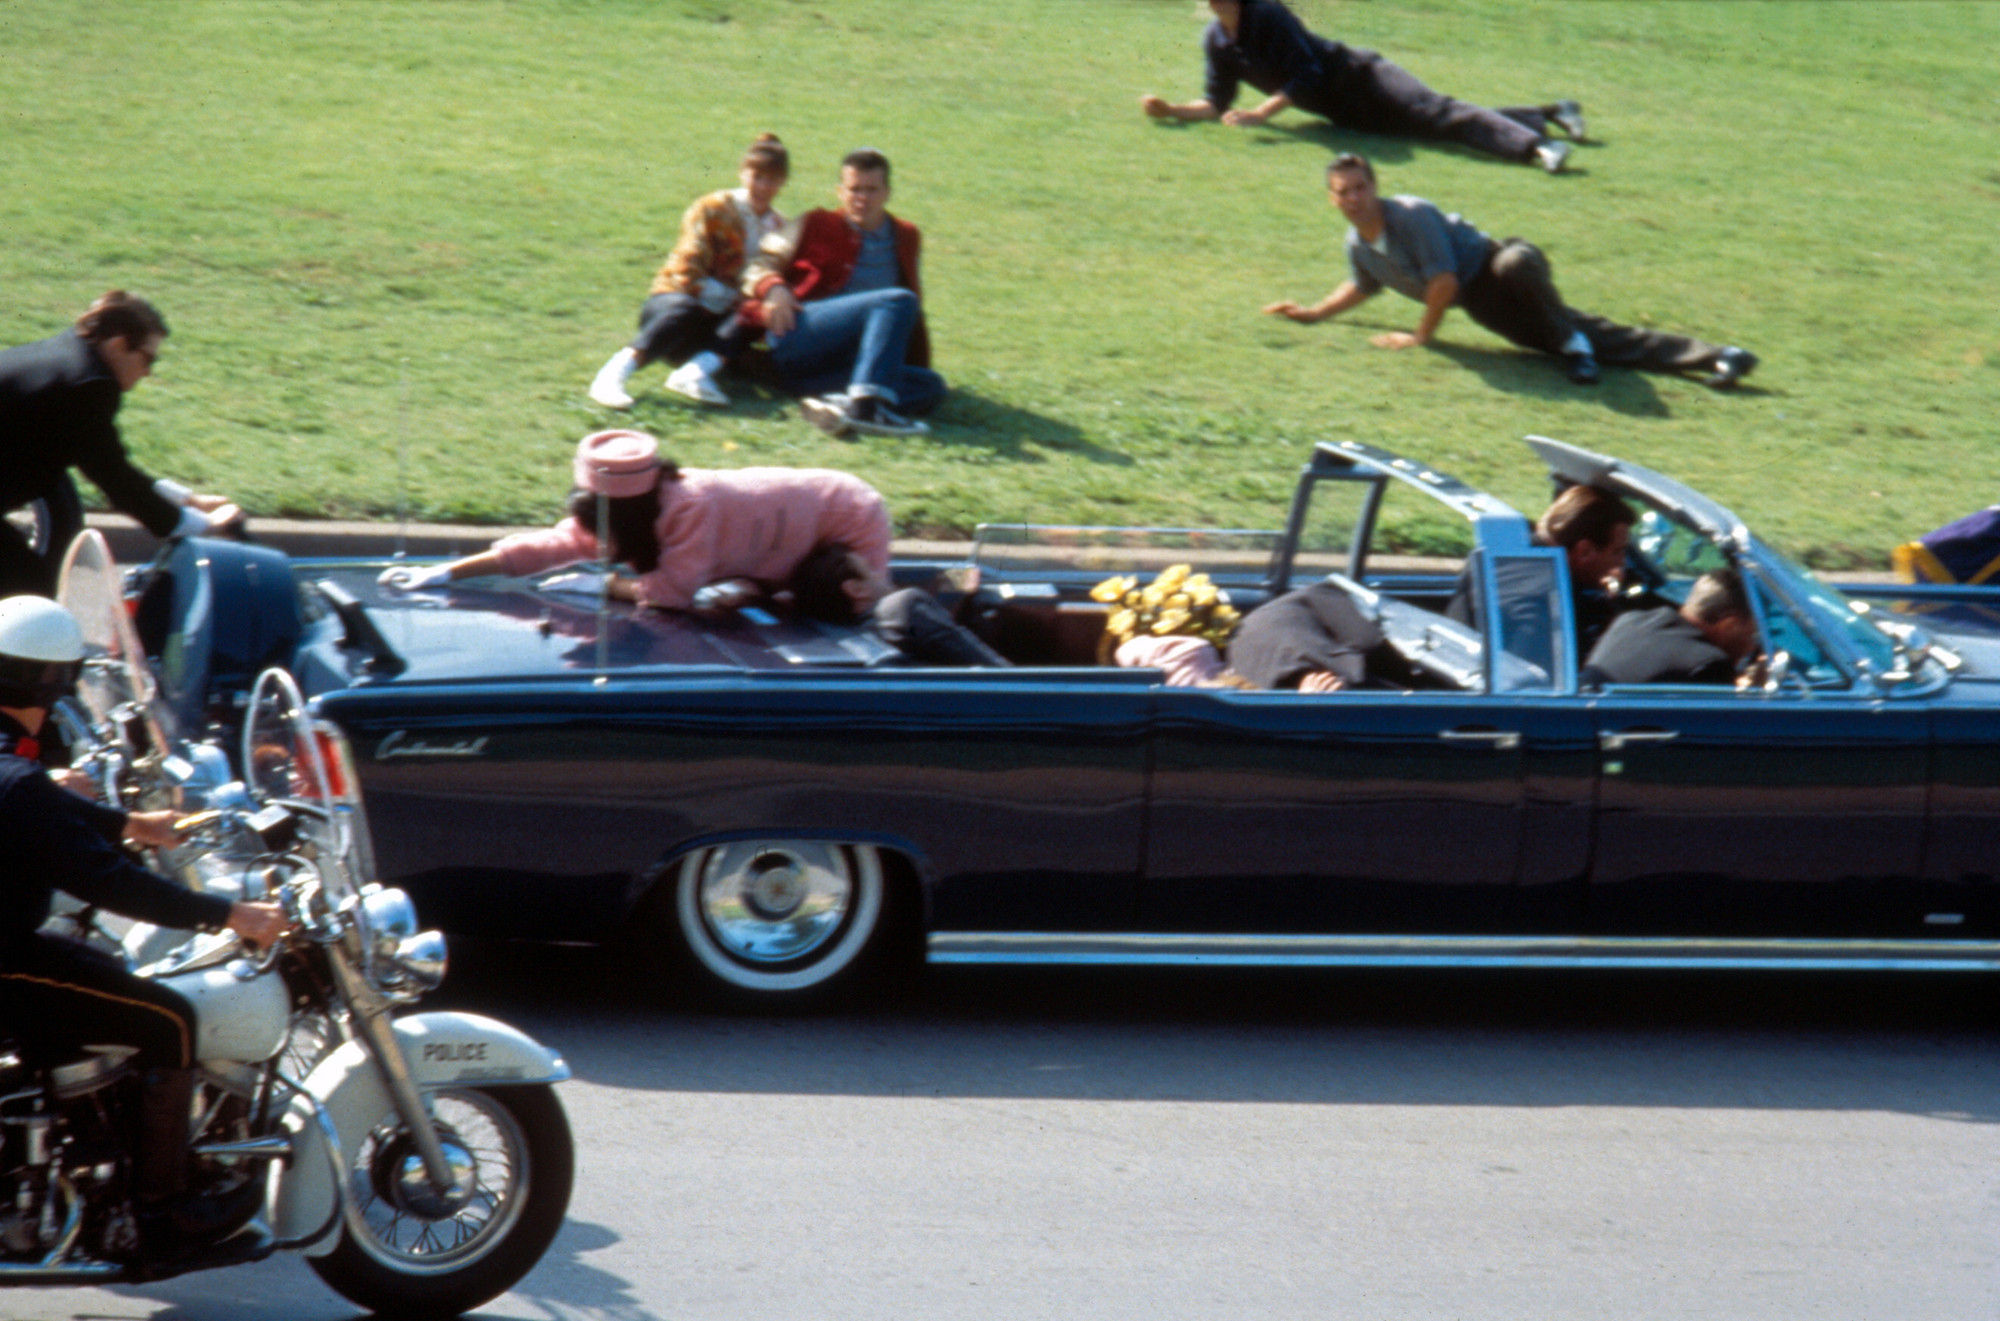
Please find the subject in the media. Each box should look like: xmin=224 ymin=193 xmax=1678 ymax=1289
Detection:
xmin=665 ymin=840 xmax=893 ymax=1006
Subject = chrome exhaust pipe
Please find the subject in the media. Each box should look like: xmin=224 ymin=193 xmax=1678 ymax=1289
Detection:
xmin=0 ymin=1260 xmax=124 ymax=1282
xmin=193 ymin=1134 xmax=293 ymax=1161
xmin=0 ymin=1177 xmax=123 ymax=1280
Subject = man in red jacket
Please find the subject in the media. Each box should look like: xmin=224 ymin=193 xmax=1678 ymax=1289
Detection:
xmin=741 ymin=149 xmax=945 ymax=438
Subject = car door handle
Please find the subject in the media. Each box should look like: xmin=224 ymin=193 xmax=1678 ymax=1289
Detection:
xmin=1439 ymin=726 xmax=1521 ymax=751
xmin=1600 ymin=728 xmax=1680 ymax=751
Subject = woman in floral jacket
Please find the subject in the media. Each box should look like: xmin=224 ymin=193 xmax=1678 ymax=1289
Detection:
xmin=588 ymin=134 xmax=789 ymax=411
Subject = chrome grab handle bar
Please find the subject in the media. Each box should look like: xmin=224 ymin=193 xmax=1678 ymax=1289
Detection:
xmin=1438 ymin=727 xmax=1521 ymax=751
xmin=1601 ymin=729 xmax=1680 ymax=751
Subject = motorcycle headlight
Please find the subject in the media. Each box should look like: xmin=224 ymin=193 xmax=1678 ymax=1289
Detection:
xmin=357 ymin=888 xmax=446 ymax=996
xmin=360 ymin=887 xmax=418 ymax=960
xmin=390 ymin=930 xmax=449 ymax=993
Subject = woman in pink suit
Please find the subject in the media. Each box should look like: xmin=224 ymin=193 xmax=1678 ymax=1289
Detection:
xmin=381 ymin=430 xmax=891 ymax=615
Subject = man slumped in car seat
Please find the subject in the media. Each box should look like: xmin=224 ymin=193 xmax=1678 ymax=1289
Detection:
xmin=1227 ymin=580 xmax=1418 ymax=692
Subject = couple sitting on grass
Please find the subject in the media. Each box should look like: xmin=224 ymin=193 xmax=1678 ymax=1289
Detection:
xmin=380 ymin=430 xmax=1003 ymax=667
xmin=587 ymin=135 xmax=943 ymax=439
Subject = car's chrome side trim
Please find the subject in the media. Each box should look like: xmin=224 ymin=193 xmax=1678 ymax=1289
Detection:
xmin=927 ymin=932 xmax=2000 ymax=971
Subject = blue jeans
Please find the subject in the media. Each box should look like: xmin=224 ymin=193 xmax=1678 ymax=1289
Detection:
xmin=767 ymin=288 xmax=946 ymax=415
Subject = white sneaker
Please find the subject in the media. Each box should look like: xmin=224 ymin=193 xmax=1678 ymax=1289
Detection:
xmin=1535 ymin=139 xmax=1573 ymax=174
xmin=588 ymin=349 xmax=637 ymax=410
xmin=666 ymin=362 xmax=729 ymax=407
xmin=800 ymin=393 xmax=854 ymax=436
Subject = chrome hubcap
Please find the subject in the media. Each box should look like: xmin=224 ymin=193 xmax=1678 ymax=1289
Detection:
xmin=698 ymin=841 xmax=854 ymax=965
xmin=744 ymin=855 xmax=808 ymax=920
xmin=383 ymin=1132 xmax=477 ymax=1218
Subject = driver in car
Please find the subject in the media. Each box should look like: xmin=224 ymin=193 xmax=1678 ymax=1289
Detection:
xmin=0 ymin=596 xmax=288 ymax=1253
xmin=1448 ymin=482 xmax=1641 ymax=658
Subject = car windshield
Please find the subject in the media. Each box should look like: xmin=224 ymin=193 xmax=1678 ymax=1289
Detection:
xmin=1746 ymin=535 xmax=1902 ymax=677
xmin=1628 ymin=508 xmax=1903 ymax=682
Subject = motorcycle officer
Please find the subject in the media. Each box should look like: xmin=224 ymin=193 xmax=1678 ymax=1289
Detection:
xmin=0 ymin=595 xmax=288 ymax=1252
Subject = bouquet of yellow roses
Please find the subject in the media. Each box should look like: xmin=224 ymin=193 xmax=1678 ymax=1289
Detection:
xmin=1090 ymin=563 xmax=1241 ymax=663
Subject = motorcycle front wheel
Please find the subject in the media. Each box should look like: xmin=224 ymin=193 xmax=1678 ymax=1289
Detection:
xmin=309 ymin=1083 xmax=574 ymax=1319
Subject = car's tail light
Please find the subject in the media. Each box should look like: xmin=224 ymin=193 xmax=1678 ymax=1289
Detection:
xmin=314 ymin=719 xmax=380 ymax=886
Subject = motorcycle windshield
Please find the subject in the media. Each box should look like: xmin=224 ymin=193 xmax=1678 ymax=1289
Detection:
xmin=242 ymin=668 xmax=358 ymax=902
xmin=243 ymin=667 xmax=335 ymax=812
xmin=56 ymin=530 xmax=173 ymax=749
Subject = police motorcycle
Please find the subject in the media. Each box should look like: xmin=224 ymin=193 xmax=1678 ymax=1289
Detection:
xmin=0 ymin=532 xmax=574 ymax=1317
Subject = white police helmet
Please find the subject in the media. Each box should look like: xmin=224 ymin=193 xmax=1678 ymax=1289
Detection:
xmin=0 ymin=596 xmax=86 ymax=708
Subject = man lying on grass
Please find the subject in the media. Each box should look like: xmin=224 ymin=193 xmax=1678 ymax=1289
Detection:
xmin=1141 ymin=0 xmax=1585 ymax=175
xmin=1263 ymin=154 xmax=1758 ymax=390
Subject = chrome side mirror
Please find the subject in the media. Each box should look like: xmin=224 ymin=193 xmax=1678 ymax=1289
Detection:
xmin=1761 ymin=649 xmax=1794 ymax=692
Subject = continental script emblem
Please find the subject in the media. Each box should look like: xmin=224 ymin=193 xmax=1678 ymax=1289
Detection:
xmin=377 ymin=730 xmax=490 ymax=760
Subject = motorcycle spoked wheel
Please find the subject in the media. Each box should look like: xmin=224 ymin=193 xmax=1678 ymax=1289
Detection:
xmin=308 ymin=1084 xmax=573 ymax=1318
xmin=280 ymin=1011 xmax=342 ymax=1081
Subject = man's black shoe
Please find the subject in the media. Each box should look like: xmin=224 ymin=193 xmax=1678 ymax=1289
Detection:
xmin=138 ymin=1178 xmax=265 ymax=1258
xmin=1565 ymin=352 xmax=1601 ymax=385
xmin=846 ymin=395 xmax=930 ymax=438
xmin=1705 ymin=346 xmax=1759 ymax=390
xmin=1551 ymin=99 xmax=1587 ymax=143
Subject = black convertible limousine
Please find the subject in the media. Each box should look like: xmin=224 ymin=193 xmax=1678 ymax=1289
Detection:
xmin=122 ymin=437 xmax=2000 ymax=1003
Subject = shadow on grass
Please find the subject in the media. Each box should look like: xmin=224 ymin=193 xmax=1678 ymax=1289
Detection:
xmin=927 ymin=387 xmax=1133 ymax=466
xmin=1145 ymin=117 xmax=1416 ymax=171
xmin=628 ymin=378 xmax=1132 ymax=466
xmin=1241 ymin=121 xmax=1601 ymax=177
xmin=1429 ymin=341 xmax=1672 ymax=418
xmin=1241 ymin=120 xmax=1418 ymax=169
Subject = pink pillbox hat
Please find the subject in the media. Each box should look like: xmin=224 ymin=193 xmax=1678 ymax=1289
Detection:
xmin=574 ymin=430 xmax=662 ymax=497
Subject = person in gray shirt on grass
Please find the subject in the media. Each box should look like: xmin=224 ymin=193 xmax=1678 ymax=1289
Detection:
xmin=1263 ymin=154 xmax=1758 ymax=389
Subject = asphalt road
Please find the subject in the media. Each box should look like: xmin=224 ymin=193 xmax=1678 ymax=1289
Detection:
xmin=12 ymin=949 xmax=2000 ymax=1320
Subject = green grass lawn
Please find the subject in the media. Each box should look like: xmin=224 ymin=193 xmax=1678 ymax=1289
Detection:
xmin=2 ymin=0 xmax=1994 ymax=565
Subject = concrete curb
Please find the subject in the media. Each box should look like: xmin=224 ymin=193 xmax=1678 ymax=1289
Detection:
xmin=84 ymin=513 xmax=974 ymax=565
xmin=84 ymin=514 xmax=1901 ymax=584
